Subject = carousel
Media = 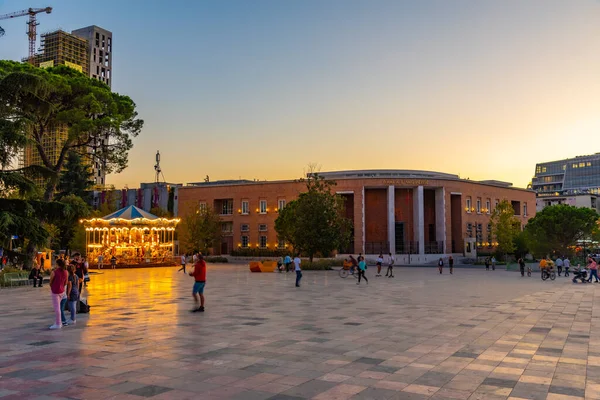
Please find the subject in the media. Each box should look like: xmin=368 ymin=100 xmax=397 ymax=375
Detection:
xmin=81 ymin=205 xmax=180 ymax=268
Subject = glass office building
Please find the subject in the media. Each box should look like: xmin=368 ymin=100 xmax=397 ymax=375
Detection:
xmin=532 ymin=154 xmax=600 ymax=196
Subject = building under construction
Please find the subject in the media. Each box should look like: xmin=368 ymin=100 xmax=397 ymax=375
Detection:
xmin=31 ymin=29 xmax=89 ymax=74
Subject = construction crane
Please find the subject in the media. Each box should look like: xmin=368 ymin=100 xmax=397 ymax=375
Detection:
xmin=0 ymin=7 xmax=53 ymax=64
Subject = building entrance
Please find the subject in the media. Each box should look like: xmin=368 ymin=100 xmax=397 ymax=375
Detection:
xmin=395 ymin=222 xmax=405 ymax=254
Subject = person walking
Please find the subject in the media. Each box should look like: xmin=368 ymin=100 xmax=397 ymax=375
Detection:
xmin=189 ymin=253 xmax=207 ymax=312
xmin=376 ymin=253 xmax=383 ymax=277
xmin=438 ymin=258 xmax=444 ymax=274
xmin=357 ymin=257 xmax=368 ymax=285
xmin=66 ymin=264 xmax=79 ymax=325
xmin=110 ymin=255 xmax=117 ymax=269
xmin=29 ymin=261 xmax=43 ymax=287
xmin=555 ymin=256 xmax=564 ymax=276
xmin=294 ymin=254 xmax=302 ymax=287
xmin=179 ymin=253 xmax=187 ymax=273
xmin=284 ymin=254 xmax=292 ymax=272
xmin=97 ymin=254 xmax=103 ymax=269
xmin=449 ymin=256 xmax=454 ymax=274
xmin=588 ymin=257 xmax=599 ymax=283
xmin=49 ymin=259 xmax=68 ymax=330
xmin=564 ymin=257 xmax=571 ymax=277
xmin=485 ymin=257 xmax=490 ymax=271
xmin=491 ymin=256 xmax=496 ymax=271
xmin=386 ymin=253 xmax=395 ymax=278
xmin=518 ymin=257 xmax=526 ymax=277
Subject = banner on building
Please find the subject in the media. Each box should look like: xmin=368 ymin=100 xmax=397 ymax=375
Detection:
xmin=39 ymin=60 xmax=54 ymax=68
xmin=64 ymin=61 xmax=83 ymax=72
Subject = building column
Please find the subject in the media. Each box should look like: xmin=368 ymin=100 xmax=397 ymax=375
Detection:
xmin=413 ymin=185 xmax=425 ymax=255
xmin=387 ymin=186 xmax=395 ymax=254
xmin=361 ymin=186 xmax=366 ymax=254
xmin=435 ymin=187 xmax=446 ymax=254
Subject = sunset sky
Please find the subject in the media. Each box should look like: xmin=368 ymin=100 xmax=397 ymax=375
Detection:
xmin=1 ymin=0 xmax=599 ymax=189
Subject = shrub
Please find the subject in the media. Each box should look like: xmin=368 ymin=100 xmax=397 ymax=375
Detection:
xmin=231 ymin=248 xmax=291 ymax=257
xmin=204 ymin=256 xmax=228 ymax=263
xmin=301 ymin=258 xmax=343 ymax=270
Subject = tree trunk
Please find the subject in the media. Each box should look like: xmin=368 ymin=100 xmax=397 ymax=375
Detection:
xmin=24 ymin=240 xmax=36 ymax=270
xmin=309 ymin=253 xmax=314 ymax=263
xmin=44 ymin=179 xmax=55 ymax=201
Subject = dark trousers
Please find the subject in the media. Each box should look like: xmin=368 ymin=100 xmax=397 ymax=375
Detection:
xmin=295 ymin=270 xmax=302 ymax=286
xmin=358 ymin=270 xmax=368 ymax=283
xmin=557 ymin=266 xmax=562 ymax=276
xmin=285 ymin=263 xmax=291 ymax=272
xmin=179 ymin=264 xmax=186 ymax=272
xmin=31 ymin=277 xmax=43 ymax=287
xmin=520 ymin=267 xmax=525 ymax=276
xmin=589 ymin=269 xmax=599 ymax=282
xmin=386 ymin=265 xmax=394 ymax=277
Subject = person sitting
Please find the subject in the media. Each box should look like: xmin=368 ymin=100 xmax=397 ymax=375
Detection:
xmin=29 ymin=261 xmax=43 ymax=287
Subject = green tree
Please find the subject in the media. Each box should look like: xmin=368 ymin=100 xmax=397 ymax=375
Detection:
xmin=178 ymin=206 xmax=222 ymax=255
xmin=524 ymin=204 xmax=599 ymax=257
xmin=56 ymin=151 xmax=94 ymax=201
xmin=513 ymin=231 xmax=529 ymax=259
xmin=490 ymin=200 xmax=520 ymax=260
xmin=275 ymin=173 xmax=351 ymax=261
xmin=0 ymin=61 xmax=143 ymax=200
xmin=54 ymin=194 xmax=91 ymax=252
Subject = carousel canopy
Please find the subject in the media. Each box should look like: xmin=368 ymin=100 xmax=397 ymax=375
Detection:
xmin=102 ymin=205 xmax=158 ymax=221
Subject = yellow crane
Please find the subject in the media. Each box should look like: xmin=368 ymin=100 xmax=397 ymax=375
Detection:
xmin=0 ymin=7 xmax=53 ymax=64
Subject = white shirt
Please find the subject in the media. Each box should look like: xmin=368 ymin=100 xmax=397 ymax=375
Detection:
xmin=181 ymin=255 xmax=186 ymax=264
xmin=376 ymin=257 xmax=383 ymax=264
xmin=192 ymin=254 xmax=198 ymax=263
xmin=389 ymin=255 xmax=394 ymax=265
xmin=293 ymin=257 xmax=301 ymax=271
xmin=564 ymin=259 xmax=571 ymax=268
xmin=555 ymin=258 xmax=563 ymax=267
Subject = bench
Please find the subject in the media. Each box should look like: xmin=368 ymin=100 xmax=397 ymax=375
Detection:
xmin=4 ymin=272 xmax=30 ymax=287
xmin=249 ymin=261 xmax=277 ymax=272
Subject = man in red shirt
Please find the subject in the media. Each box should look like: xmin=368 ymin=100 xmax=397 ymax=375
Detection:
xmin=189 ymin=253 xmax=207 ymax=312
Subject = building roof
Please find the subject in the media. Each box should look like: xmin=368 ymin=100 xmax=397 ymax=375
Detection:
xmin=102 ymin=205 xmax=157 ymax=221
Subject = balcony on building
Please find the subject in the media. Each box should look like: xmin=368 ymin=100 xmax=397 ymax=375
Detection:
xmin=214 ymin=199 xmax=234 ymax=216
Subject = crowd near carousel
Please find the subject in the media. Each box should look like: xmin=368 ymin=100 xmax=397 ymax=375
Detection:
xmin=81 ymin=205 xmax=180 ymax=269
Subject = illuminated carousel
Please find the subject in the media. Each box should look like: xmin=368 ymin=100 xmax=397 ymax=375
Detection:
xmin=81 ymin=205 xmax=180 ymax=268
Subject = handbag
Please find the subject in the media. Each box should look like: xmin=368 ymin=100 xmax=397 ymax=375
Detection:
xmin=83 ymin=273 xmax=90 ymax=282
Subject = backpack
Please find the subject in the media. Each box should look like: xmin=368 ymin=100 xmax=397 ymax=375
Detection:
xmin=78 ymin=299 xmax=90 ymax=314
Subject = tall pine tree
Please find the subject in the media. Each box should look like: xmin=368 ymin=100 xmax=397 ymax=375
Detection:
xmin=56 ymin=151 xmax=94 ymax=201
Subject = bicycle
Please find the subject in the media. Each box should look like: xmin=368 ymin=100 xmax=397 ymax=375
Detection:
xmin=339 ymin=261 xmax=358 ymax=279
xmin=541 ymin=267 xmax=556 ymax=281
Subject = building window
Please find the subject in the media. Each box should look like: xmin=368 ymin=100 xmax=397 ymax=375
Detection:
xmin=199 ymin=202 xmax=207 ymax=212
xmin=241 ymin=236 xmax=249 ymax=248
xmin=221 ymin=222 xmax=233 ymax=233
xmin=241 ymin=224 xmax=249 ymax=232
xmin=259 ymin=224 xmax=267 ymax=232
xmin=466 ymin=197 xmax=472 ymax=213
xmin=278 ymin=239 xmax=286 ymax=249
xmin=241 ymin=200 xmax=249 ymax=215
xmin=259 ymin=200 xmax=267 ymax=214
xmin=278 ymin=199 xmax=286 ymax=211
xmin=221 ymin=200 xmax=233 ymax=215
xmin=523 ymin=202 xmax=528 ymax=217
xmin=486 ymin=199 xmax=491 ymax=214
xmin=476 ymin=198 xmax=481 ymax=214
xmin=259 ymin=235 xmax=267 ymax=248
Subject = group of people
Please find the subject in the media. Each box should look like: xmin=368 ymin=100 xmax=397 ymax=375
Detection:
xmin=437 ymin=256 xmax=454 ymax=274
xmin=48 ymin=253 xmax=87 ymax=330
xmin=275 ymin=254 xmax=303 ymax=286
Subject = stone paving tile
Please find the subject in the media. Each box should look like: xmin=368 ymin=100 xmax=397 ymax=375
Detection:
xmin=3 ymin=266 xmax=600 ymax=400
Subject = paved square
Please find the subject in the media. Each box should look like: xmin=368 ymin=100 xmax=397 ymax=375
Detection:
xmin=0 ymin=265 xmax=598 ymax=399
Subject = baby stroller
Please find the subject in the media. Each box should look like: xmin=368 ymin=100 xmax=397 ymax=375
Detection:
xmin=572 ymin=266 xmax=588 ymax=283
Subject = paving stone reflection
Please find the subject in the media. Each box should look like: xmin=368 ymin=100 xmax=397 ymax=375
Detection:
xmin=0 ymin=265 xmax=599 ymax=399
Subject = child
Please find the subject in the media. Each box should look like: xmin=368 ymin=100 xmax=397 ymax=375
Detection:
xmin=189 ymin=253 xmax=207 ymax=312
xmin=66 ymin=264 xmax=79 ymax=325
xmin=49 ymin=259 xmax=68 ymax=330
xmin=357 ymin=258 xmax=368 ymax=285
xmin=376 ymin=253 xmax=383 ymax=277
xmin=386 ymin=253 xmax=395 ymax=278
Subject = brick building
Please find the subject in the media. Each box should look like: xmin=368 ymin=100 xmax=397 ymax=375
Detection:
xmin=177 ymin=170 xmax=535 ymax=263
